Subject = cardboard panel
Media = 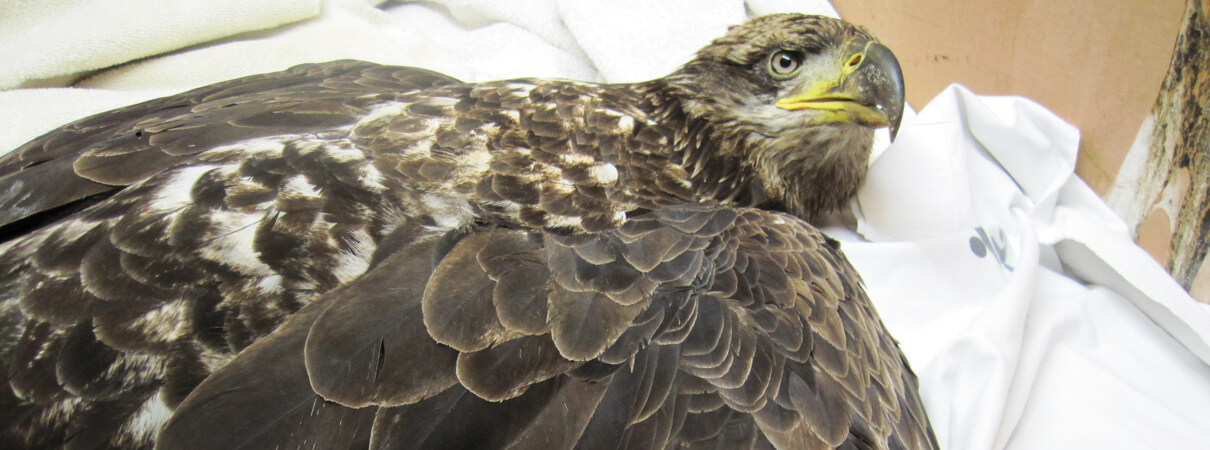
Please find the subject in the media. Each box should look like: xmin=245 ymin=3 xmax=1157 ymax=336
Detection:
xmin=830 ymin=0 xmax=1183 ymax=195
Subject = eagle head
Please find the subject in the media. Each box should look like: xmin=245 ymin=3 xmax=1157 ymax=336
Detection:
xmin=660 ymin=14 xmax=905 ymax=222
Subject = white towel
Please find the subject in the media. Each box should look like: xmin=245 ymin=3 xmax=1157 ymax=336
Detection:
xmin=847 ymin=86 xmax=1210 ymax=448
xmin=0 ymin=0 xmax=323 ymax=89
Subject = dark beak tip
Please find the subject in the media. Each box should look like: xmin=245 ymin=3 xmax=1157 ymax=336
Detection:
xmin=865 ymin=42 xmax=905 ymax=142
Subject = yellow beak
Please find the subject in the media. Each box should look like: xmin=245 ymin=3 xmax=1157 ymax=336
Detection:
xmin=775 ymin=92 xmax=892 ymax=127
xmin=775 ymin=40 xmax=904 ymax=138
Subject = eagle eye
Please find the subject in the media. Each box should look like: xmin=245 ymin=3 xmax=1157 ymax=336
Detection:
xmin=767 ymin=50 xmax=803 ymax=78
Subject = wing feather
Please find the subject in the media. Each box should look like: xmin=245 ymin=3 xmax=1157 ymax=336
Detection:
xmin=455 ymin=334 xmax=578 ymax=401
xmin=370 ymin=381 xmax=559 ymax=450
xmin=9 ymin=321 xmax=65 ymax=402
xmin=505 ymin=376 xmax=610 ymax=449
xmin=19 ymin=271 xmax=96 ymax=324
xmin=492 ymin=262 xmax=552 ymax=334
xmin=305 ymin=234 xmax=460 ymax=408
xmin=548 ymin=286 xmax=647 ymax=361
xmin=423 ymin=231 xmax=525 ymax=353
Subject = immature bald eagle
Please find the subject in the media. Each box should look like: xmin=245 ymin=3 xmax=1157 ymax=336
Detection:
xmin=0 ymin=14 xmax=934 ymax=450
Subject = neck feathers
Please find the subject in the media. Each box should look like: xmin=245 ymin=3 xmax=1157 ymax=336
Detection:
xmin=626 ymin=79 xmax=873 ymax=223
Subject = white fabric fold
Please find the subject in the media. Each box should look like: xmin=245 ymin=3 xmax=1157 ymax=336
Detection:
xmin=843 ymin=85 xmax=1210 ymax=448
xmin=0 ymin=0 xmax=323 ymax=89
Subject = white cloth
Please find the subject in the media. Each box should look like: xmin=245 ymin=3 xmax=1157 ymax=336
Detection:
xmin=2 ymin=1 xmax=1208 ymax=448
xmin=0 ymin=0 xmax=323 ymax=89
xmin=843 ymin=86 xmax=1210 ymax=448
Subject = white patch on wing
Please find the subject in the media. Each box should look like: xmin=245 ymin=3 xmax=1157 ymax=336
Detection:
xmin=360 ymin=102 xmax=411 ymax=124
xmin=545 ymin=214 xmax=582 ymax=229
xmin=124 ymin=392 xmax=173 ymax=445
xmin=256 ymin=274 xmax=283 ymax=294
xmin=318 ymin=141 xmax=366 ymax=164
xmin=0 ymin=179 xmax=34 ymax=223
xmin=421 ymin=193 xmax=475 ymax=230
xmin=616 ymin=115 xmax=635 ymax=134
xmin=150 ymin=165 xmax=218 ymax=214
xmin=197 ymin=209 xmax=273 ymax=275
xmin=201 ymin=136 xmax=288 ymax=162
xmin=559 ymin=153 xmax=597 ymax=165
xmin=374 ymin=203 xmax=412 ymax=238
xmin=356 ymin=164 xmax=387 ymax=192
xmin=587 ymin=163 xmax=619 ymax=185
xmin=547 ymin=178 xmax=576 ymax=194
xmin=332 ymin=229 xmax=374 ymax=284
xmin=129 ymin=301 xmax=189 ymax=342
xmin=418 ymin=96 xmax=457 ymax=107
xmin=280 ymin=175 xmax=322 ymax=199
xmin=403 ymin=137 xmax=438 ymax=158
xmin=460 ymin=149 xmax=492 ymax=176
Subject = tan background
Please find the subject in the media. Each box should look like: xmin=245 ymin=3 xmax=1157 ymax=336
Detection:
xmin=832 ymin=0 xmax=1193 ymax=294
xmin=832 ymin=0 xmax=1183 ymax=195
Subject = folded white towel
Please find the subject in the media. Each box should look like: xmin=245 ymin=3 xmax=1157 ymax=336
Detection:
xmin=0 ymin=0 xmax=322 ymax=89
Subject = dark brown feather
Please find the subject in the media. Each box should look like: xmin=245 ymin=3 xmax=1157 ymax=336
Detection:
xmin=455 ymin=334 xmax=578 ymax=401
xmin=370 ymin=381 xmax=559 ymax=450
xmin=304 ymin=236 xmax=459 ymax=408
xmin=423 ymin=232 xmax=524 ymax=353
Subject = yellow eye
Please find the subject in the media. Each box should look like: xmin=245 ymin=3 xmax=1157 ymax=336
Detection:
xmin=768 ymin=50 xmax=802 ymax=77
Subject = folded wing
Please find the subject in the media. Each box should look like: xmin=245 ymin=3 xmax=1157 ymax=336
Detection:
xmin=162 ymin=206 xmax=936 ymax=449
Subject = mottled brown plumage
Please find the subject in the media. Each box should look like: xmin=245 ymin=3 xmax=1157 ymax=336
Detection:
xmin=0 ymin=14 xmax=932 ymax=449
